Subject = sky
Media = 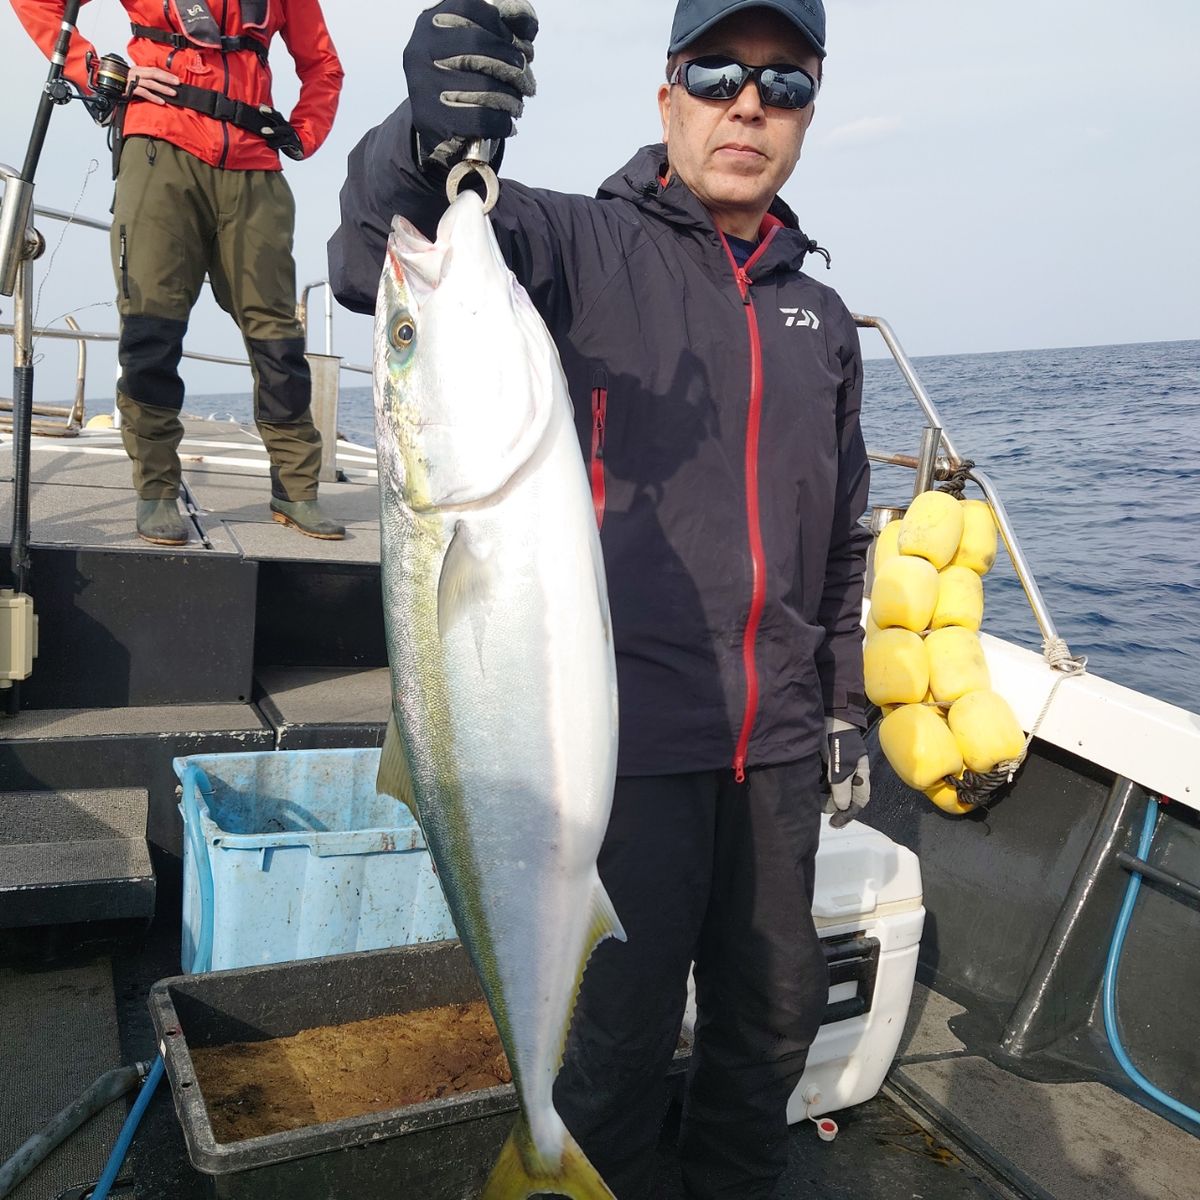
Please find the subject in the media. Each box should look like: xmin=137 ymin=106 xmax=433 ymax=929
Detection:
xmin=2 ymin=0 xmax=1198 ymax=401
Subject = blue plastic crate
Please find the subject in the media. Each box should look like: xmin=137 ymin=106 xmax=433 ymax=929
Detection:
xmin=174 ymin=748 xmax=457 ymax=973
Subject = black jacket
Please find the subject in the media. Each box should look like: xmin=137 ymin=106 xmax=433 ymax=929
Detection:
xmin=329 ymin=102 xmax=870 ymax=777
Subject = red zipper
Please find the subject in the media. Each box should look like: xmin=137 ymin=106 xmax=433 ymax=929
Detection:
xmin=590 ymin=386 xmax=608 ymax=529
xmin=721 ymin=227 xmax=778 ymax=782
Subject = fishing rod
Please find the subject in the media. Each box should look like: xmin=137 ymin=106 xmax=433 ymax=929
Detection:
xmin=0 ymin=0 xmax=128 ymax=713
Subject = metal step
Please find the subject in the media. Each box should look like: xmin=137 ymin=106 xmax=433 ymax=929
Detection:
xmin=0 ymin=704 xmax=274 ymax=858
xmin=254 ymin=665 xmax=390 ymax=750
xmin=0 ymin=788 xmax=155 ymax=928
xmin=19 ymin=541 xmax=258 ymax=709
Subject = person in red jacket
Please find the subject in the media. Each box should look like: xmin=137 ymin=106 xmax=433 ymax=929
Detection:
xmin=12 ymin=0 xmax=346 ymax=544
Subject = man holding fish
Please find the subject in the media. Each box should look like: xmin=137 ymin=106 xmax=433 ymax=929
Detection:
xmin=331 ymin=0 xmax=871 ymax=1196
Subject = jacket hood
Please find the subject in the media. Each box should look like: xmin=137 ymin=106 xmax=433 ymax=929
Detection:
xmin=597 ymin=143 xmax=828 ymax=271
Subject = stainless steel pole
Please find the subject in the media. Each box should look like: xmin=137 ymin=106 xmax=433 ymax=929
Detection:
xmin=913 ymin=426 xmax=942 ymax=498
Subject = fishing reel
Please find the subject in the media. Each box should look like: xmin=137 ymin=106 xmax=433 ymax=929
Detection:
xmin=82 ymin=53 xmax=131 ymax=126
xmin=45 ymin=51 xmax=130 ymax=127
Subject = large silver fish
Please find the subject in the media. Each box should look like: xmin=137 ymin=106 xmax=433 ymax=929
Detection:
xmin=373 ymin=190 xmax=623 ymax=1200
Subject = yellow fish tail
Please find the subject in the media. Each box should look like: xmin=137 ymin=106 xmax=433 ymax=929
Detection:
xmin=482 ymin=1117 xmax=614 ymax=1200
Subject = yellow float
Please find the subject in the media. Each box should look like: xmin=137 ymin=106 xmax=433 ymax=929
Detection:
xmin=878 ymin=704 xmax=964 ymax=791
xmin=949 ymin=499 xmax=999 ymax=575
xmin=870 ymin=556 xmax=939 ymax=632
xmin=866 ymin=491 xmax=1027 ymax=814
xmin=864 ymin=628 xmax=929 ymax=706
xmin=924 ymin=778 xmax=977 ymax=815
xmin=898 ymin=490 xmax=964 ymax=569
xmin=947 ymin=689 xmax=1025 ymax=773
xmin=925 ymin=626 xmax=991 ymax=703
xmin=930 ymin=564 xmax=984 ymax=631
xmin=874 ymin=519 xmax=903 ymax=571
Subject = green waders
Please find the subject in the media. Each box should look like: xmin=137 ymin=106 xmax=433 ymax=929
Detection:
xmin=111 ymin=136 xmax=322 ymax=502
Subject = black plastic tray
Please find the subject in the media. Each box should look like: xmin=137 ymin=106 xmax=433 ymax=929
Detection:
xmin=148 ymin=940 xmax=518 ymax=1200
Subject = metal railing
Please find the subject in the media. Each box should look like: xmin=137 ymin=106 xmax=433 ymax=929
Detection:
xmin=0 ymin=198 xmax=375 ymax=467
xmin=855 ymin=312 xmax=1064 ymax=651
xmin=2 ymin=193 xmax=1063 ymax=649
xmin=0 ymin=313 xmax=85 ymax=437
xmin=299 ymin=279 xmax=334 ymax=357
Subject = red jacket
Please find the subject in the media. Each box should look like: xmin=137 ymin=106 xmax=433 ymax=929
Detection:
xmin=12 ymin=0 xmax=343 ymax=170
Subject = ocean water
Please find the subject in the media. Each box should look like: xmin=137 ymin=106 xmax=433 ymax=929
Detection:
xmin=189 ymin=339 xmax=1200 ymax=712
xmin=858 ymin=339 xmax=1200 ymax=714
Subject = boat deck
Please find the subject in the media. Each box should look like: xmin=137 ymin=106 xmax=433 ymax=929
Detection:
xmin=0 ymin=417 xmax=381 ymax=564
xmin=5 ymin=916 xmax=1197 ymax=1200
xmin=0 ymin=417 xmax=393 ymax=757
xmin=3 ymin=420 xmax=1199 ymax=1198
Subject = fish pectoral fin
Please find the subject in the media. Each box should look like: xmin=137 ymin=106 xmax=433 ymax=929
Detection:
xmin=437 ymin=521 xmax=495 ymax=658
xmin=377 ymin=714 xmax=421 ymax=826
xmin=482 ymin=1118 xmax=615 ymax=1200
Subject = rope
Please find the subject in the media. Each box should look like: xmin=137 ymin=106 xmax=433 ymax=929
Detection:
xmin=30 ymin=160 xmax=101 ymax=362
xmin=946 ymin=635 xmax=1088 ymax=810
xmin=1026 ymin=637 xmax=1088 ymax=751
xmin=936 ymin=458 xmax=975 ymax=499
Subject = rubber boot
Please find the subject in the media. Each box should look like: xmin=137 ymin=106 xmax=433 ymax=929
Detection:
xmin=269 ymin=498 xmax=346 ymax=540
xmin=136 ymin=498 xmax=188 ymax=546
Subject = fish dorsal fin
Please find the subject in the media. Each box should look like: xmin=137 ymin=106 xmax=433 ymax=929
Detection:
xmin=377 ymin=713 xmax=420 ymax=825
xmin=437 ymin=521 xmax=495 ymax=659
xmin=482 ymin=1117 xmax=616 ymax=1200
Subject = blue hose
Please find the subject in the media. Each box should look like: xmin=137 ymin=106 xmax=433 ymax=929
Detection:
xmin=91 ymin=764 xmax=218 ymax=1198
xmin=1101 ymin=796 xmax=1200 ymax=1128
xmin=88 ymin=1058 xmax=164 ymax=1200
xmin=180 ymin=763 xmax=217 ymax=975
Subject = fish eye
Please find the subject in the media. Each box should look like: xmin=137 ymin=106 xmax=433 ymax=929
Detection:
xmin=389 ymin=312 xmax=416 ymax=353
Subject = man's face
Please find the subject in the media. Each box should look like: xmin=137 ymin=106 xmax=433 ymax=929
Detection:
xmin=658 ymin=9 xmax=821 ymax=238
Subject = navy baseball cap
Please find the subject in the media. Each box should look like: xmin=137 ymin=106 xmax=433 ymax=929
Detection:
xmin=669 ymin=0 xmax=827 ymax=59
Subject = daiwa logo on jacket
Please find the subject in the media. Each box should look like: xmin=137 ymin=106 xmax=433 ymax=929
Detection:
xmin=780 ymin=307 xmax=820 ymax=329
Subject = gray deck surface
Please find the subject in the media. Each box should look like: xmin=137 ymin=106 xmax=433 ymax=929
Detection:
xmin=897 ymin=981 xmax=968 ymax=1059
xmin=3 ymin=938 xmax=1196 ymax=1198
xmin=891 ymin=984 xmax=1200 ymax=1200
xmin=0 ymin=703 xmax=268 ymax=740
xmin=1 ymin=419 xmax=381 ymax=565
xmin=256 ymin=666 xmax=391 ymax=728
xmin=0 ymin=788 xmax=147 ymax=841
xmin=29 ymin=447 xmax=138 ymax=490
xmin=0 ymin=958 xmax=127 ymax=1200
xmin=223 ymin=509 xmax=381 ymax=562
xmin=4 ymin=424 xmax=1199 ymax=1198
xmin=0 ymin=788 xmax=151 ymax=888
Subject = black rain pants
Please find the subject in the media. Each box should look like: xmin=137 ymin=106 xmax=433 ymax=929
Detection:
xmin=554 ymin=756 xmax=829 ymax=1199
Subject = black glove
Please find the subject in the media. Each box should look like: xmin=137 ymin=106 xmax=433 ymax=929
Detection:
xmin=257 ymin=106 xmax=305 ymax=160
xmin=403 ymin=0 xmax=538 ymax=172
xmin=821 ymin=718 xmax=871 ymax=829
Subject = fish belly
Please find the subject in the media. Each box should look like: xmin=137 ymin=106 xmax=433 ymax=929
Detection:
xmin=381 ymin=401 xmax=617 ymax=1161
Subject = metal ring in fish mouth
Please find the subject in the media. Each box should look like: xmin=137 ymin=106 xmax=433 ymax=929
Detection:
xmin=445 ymin=160 xmax=500 ymax=213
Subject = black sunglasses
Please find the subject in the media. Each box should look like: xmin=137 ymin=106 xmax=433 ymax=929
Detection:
xmin=670 ymin=55 xmax=818 ymax=111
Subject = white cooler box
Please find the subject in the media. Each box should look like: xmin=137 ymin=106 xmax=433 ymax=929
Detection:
xmin=684 ymin=814 xmax=924 ymax=1120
